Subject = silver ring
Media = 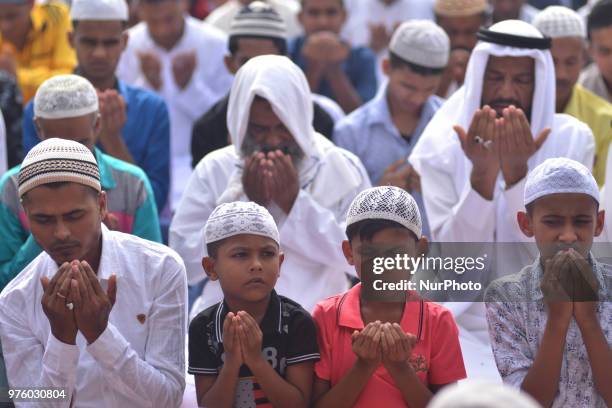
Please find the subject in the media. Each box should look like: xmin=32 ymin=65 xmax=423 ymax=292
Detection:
xmin=483 ymin=140 xmax=493 ymax=149
xmin=56 ymin=293 xmax=67 ymax=299
xmin=473 ymin=135 xmax=484 ymax=144
xmin=66 ymin=302 xmax=74 ymax=311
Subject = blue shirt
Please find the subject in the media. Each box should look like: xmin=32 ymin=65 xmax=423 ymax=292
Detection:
xmin=289 ymin=36 xmax=378 ymax=105
xmin=333 ymin=83 xmax=443 ymax=238
xmin=22 ymin=79 xmax=170 ymax=211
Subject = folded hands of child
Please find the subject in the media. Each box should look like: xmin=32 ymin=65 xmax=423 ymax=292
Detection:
xmin=222 ymin=311 xmax=265 ymax=369
xmin=351 ymin=321 xmax=417 ymax=373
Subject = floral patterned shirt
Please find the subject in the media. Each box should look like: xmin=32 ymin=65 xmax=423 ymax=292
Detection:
xmin=485 ymin=256 xmax=612 ymax=408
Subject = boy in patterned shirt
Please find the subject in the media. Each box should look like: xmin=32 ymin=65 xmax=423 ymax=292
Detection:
xmin=485 ymin=158 xmax=612 ymax=408
xmin=188 ymin=201 xmax=319 ymax=407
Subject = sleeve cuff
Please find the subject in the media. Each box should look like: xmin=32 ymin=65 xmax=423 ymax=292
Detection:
xmin=86 ymin=323 xmax=129 ymax=369
xmin=43 ymin=334 xmax=79 ymax=375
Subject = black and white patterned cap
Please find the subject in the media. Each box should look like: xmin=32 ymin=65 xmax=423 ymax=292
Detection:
xmin=346 ymin=186 xmax=422 ymax=238
xmin=205 ymin=201 xmax=280 ymax=245
xmin=524 ymin=157 xmax=599 ymax=206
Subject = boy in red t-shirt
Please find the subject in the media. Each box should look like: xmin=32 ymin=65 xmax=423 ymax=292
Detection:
xmin=312 ymin=186 xmax=467 ymax=407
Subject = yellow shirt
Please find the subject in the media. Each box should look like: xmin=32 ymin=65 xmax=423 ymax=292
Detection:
xmin=0 ymin=2 xmax=76 ymax=103
xmin=564 ymin=84 xmax=612 ymax=187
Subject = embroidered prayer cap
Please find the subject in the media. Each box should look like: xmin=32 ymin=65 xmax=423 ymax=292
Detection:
xmin=434 ymin=0 xmax=487 ymax=17
xmin=533 ymin=6 xmax=586 ymax=39
xmin=428 ymin=381 xmax=541 ymax=408
xmin=389 ymin=20 xmax=450 ymax=69
xmin=34 ymin=75 xmax=99 ymax=120
xmin=71 ymin=0 xmax=128 ymax=21
xmin=346 ymin=186 xmax=422 ymax=239
xmin=524 ymin=157 xmax=599 ymax=206
xmin=229 ymin=1 xmax=287 ymax=41
xmin=205 ymin=201 xmax=280 ymax=245
xmin=18 ymin=138 xmax=101 ymax=198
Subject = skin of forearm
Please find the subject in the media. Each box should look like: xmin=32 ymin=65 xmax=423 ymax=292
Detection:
xmin=386 ymin=362 xmax=432 ymax=408
xmin=578 ymin=319 xmax=612 ymax=405
xmin=247 ymin=358 xmax=307 ymax=408
xmin=470 ymin=168 xmax=497 ymax=200
xmin=314 ymin=360 xmax=376 ymax=408
xmin=520 ymin=318 xmax=569 ymax=407
xmin=200 ymin=362 xmax=241 ymax=408
xmin=324 ymin=65 xmax=362 ymax=113
xmin=100 ymin=136 xmax=135 ymax=164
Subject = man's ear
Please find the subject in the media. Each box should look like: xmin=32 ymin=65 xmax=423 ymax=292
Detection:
xmin=416 ymin=235 xmax=428 ymax=257
xmin=121 ymin=31 xmax=129 ymax=52
xmin=342 ymin=240 xmax=355 ymax=265
xmin=277 ymin=252 xmax=284 ymax=277
xmin=594 ymin=209 xmax=605 ymax=237
xmin=202 ymin=256 xmax=218 ymax=281
xmin=517 ymin=211 xmax=534 ymax=237
xmin=68 ymin=31 xmax=75 ymax=49
xmin=224 ymin=54 xmax=236 ymax=75
xmin=98 ymin=190 xmax=108 ymax=219
xmin=297 ymin=9 xmax=304 ymax=27
xmin=34 ymin=118 xmax=44 ymax=137
xmin=382 ymin=57 xmax=391 ymax=77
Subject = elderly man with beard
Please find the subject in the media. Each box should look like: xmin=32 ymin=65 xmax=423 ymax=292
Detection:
xmin=169 ymin=55 xmax=370 ymax=316
xmin=409 ymin=19 xmax=595 ymax=382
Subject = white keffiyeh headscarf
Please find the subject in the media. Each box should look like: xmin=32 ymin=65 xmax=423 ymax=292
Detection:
xmin=218 ymin=55 xmax=365 ymax=208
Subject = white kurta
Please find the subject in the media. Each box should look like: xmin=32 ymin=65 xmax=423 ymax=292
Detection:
xmin=169 ymin=55 xmax=371 ymax=316
xmin=409 ymin=20 xmax=595 ymax=383
xmin=0 ymin=225 xmax=188 ymax=408
xmin=117 ymin=16 xmax=233 ymax=209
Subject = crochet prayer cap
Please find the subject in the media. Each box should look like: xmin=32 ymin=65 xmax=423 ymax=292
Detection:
xmin=389 ymin=20 xmax=450 ymax=69
xmin=524 ymin=157 xmax=599 ymax=206
xmin=205 ymin=201 xmax=280 ymax=245
xmin=34 ymin=74 xmax=99 ymax=120
xmin=533 ymin=6 xmax=586 ymax=39
xmin=434 ymin=0 xmax=487 ymax=17
xmin=18 ymin=138 xmax=101 ymax=198
xmin=346 ymin=186 xmax=422 ymax=239
xmin=229 ymin=1 xmax=287 ymax=40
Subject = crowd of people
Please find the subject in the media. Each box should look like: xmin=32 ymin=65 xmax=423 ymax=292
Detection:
xmin=0 ymin=0 xmax=610 ymax=407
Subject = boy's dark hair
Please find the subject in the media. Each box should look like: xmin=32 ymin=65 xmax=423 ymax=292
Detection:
xmin=346 ymin=219 xmax=416 ymax=243
xmin=206 ymin=240 xmax=223 ymax=259
xmin=525 ymin=197 xmax=600 ymax=216
xmin=389 ymin=52 xmax=445 ymax=76
xmin=587 ymin=0 xmax=612 ymax=40
xmin=228 ymin=35 xmax=287 ymax=56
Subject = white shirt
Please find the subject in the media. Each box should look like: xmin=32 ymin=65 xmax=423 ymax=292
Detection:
xmin=0 ymin=225 xmax=188 ymax=408
xmin=205 ymin=0 xmax=303 ymax=39
xmin=117 ymin=16 xmax=233 ymax=209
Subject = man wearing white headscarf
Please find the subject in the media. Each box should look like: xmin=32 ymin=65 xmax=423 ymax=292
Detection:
xmin=409 ymin=19 xmax=595 ymax=382
xmin=169 ymin=55 xmax=370 ymax=316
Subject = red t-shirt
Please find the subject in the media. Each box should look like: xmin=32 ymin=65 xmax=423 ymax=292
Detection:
xmin=313 ymin=284 xmax=466 ymax=407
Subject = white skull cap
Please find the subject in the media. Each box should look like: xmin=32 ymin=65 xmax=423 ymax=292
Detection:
xmin=205 ymin=201 xmax=280 ymax=245
xmin=71 ymin=0 xmax=129 ymax=21
xmin=346 ymin=186 xmax=422 ymax=239
xmin=533 ymin=6 xmax=586 ymax=39
xmin=34 ymin=75 xmax=99 ymax=119
xmin=524 ymin=157 xmax=599 ymax=206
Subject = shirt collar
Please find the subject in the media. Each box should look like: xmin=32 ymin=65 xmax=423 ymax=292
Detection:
xmin=94 ymin=148 xmax=116 ymax=190
xmin=214 ymin=290 xmax=283 ymax=342
xmin=337 ymin=283 xmax=424 ymax=339
xmin=364 ymin=82 xmax=395 ymax=130
xmin=96 ymin=224 xmax=121 ymax=282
